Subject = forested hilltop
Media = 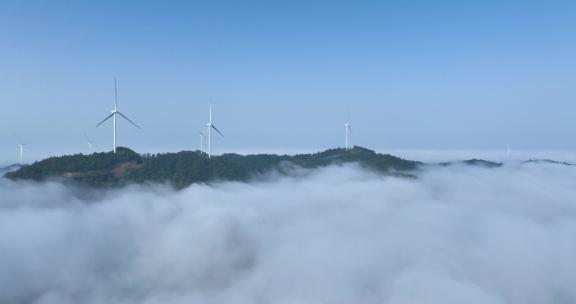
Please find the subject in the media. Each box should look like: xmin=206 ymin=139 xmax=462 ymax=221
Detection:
xmin=4 ymin=146 xmax=421 ymax=188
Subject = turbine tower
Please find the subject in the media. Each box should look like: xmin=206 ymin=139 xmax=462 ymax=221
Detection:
xmin=344 ymin=112 xmax=352 ymax=150
xmin=14 ymin=135 xmax=26 ymax=164
xmin=206 ymin=103 xmax=224 ymax=158
xmin=96 ymin=78 xmax=141 ymax=153
xmin=199 ymin=131 xmax=204 ymax=154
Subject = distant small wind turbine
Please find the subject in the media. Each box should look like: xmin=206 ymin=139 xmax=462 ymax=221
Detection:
xmin=96 ymin=78 xmax=140 ymax=153
xmin=507 ymin=144 xmax=511 ymax=160
xmin=199 ymin=131 xmax=205 ymax=154
xmin=85 ymin=133 xmax=94 ymax=151
xmin=14 ymin=134 xmax=26 ymax=164
xmin=206 ymin=103 xmax=224 ymax=158
xmin=344 ymin=112 xmax=352 ymax=151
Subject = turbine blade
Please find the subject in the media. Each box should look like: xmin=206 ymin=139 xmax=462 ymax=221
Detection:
xmin=348 ymin=125 xmax=353 ymax=134
xmin=209 ymin=103 xmax=212 ymax=122
xmin=211 ymin=125 xmax=224 ymax=137
xmin=114 ymin=77 xmax=118 ymax=110
xmin=118 ymin=112 xmax=141 ymax=129
xmin=96 ymin=113 xmax=114 ymax=127
xmin=13 ymin=134 xmax=22 ymax=145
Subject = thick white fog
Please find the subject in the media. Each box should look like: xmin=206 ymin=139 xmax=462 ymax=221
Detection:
xmin=1 ymin=163 xmax=576 ymax=304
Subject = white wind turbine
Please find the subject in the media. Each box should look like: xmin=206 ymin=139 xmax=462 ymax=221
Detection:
xmin=96 ymin=78 xmax=140 ymax=153
xmin=344 ymin=112 xmax=352 ymax=150
xmin=85 ymin=133 xmax=94 ymax=151
xmin=206 ymin=103 xmax=224 ymax=158
xmin=199 ymin=131 xmax=205 ymax=154
xmin=14 ymin=135 xmax=26 ymax=164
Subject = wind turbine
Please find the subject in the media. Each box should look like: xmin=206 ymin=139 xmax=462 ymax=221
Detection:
xmin=507 ymin=144 xmax=511 ymax=160
xmin=14 ymin=135 xmax=26 ymax=164
xmin=206 ymin=103 xmax=224 ymax=158
xmin=85 ymin=133 xmax=94 ymax=151
xmin=96 ymin=78 xmax=141 ymax=153
xmin=344 ymin=112 xmax=352 ymax=150
xmin=199 ymin=131 xmax=205 ymax=154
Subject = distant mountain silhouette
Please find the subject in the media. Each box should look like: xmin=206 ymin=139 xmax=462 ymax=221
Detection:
xmin=436 ymin=159 xmax=503 ymax=168
xmin=522 ymin=159 xmax=575 ymax=166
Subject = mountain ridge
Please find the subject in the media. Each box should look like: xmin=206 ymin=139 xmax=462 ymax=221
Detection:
xmin=4 ymin=146 xmax=420 ymax=188
xmin=6 ymin=147 xmax=574 ymax=189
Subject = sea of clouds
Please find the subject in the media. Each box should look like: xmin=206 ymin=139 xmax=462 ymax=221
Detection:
xmin=1 ymin=162 xmax=576 ymax=304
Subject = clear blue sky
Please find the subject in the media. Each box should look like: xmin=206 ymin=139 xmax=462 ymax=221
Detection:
xmin=1 ymin=0 xmax=575 ymax=163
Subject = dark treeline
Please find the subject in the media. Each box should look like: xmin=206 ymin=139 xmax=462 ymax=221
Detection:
xmin=5 ymin=147 xmax=143 ymax=187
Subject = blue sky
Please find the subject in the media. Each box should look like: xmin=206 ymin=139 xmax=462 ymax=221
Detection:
xmin=1 ymin=0 xmax=575 ymax=163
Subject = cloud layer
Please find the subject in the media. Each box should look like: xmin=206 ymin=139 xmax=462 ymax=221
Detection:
xmin=1 ymin=163 xmax=576 ymax=304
